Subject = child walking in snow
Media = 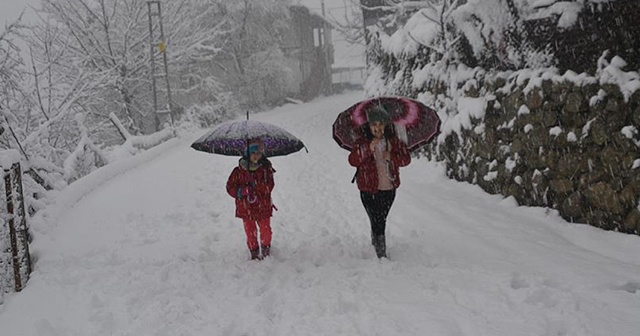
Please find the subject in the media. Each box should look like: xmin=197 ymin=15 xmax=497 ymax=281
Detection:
xmin=226 ymin=138 xmax=275 ymax=260
xmin=348 ymin=106 xmax=411 ymax=258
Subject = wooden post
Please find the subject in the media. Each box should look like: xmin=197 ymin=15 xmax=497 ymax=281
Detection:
xmin=2 ymin=162 xmax=31 ymax=292
xmin=13 ymin=164 xmax=31 ymax=276
xmin=4 ymin=166 xmax=22 ymax=292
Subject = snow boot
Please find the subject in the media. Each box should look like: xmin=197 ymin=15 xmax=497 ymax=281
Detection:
xmin=373 ymin=235 xmax=387 ymax=259
xmin=250 ymin=249 xmax=261 ymax=260
xmin=261 ymin=245 xmax=271 ymax=258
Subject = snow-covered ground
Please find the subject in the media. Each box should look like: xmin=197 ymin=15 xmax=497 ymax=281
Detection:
xmin=1 ymin=91 xmax=639 ymax=335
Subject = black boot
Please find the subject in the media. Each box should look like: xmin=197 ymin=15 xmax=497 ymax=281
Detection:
xmin=250 ymin=249 xmax=261 ymax=260
xmin=373 ymin=235 xmax=387 ymax=259
xmin=261 ymin=245 xmax=271 ymax=258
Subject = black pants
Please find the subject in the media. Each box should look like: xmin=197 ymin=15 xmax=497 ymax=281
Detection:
xmin=360 ymin=189 xmax=396 ymax=237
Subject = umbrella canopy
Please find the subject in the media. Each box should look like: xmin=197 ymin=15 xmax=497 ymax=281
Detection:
xmin=191 ymin=119 xmax=306 ymax=157
xmin=333 ymin=96 xmax=441 ymax=152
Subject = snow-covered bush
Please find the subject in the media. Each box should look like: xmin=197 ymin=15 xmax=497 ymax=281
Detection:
xmin=364 ymin=0 xmax=640 ymax=234
xmin=184 ymin=101 xmax=239 ymax=128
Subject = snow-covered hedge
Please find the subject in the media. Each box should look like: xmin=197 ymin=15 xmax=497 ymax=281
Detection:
xmin=364 ymin=0 xmax=640 ymax=234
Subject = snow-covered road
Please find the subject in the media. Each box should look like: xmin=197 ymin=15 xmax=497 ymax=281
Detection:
xmin=1 ymin=91 xmax=639 ymax=336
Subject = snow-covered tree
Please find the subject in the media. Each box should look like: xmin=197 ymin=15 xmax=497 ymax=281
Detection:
xmin=0 ymin=17 xmax=33 ymax=159
xmin=361 ymin=0 xmax=553 ymax=71
xmin=0 ymin=17 xmax=60 ymax=194
xmin=324 ymin=0 xmax=365 ymax=46
xmin=30 ymin=0 xmax=230 ymax=136
xmin=216 ymin=0 xmax=296 ymax=110
xmin=4 ymin=0 xmax=234 ymax=189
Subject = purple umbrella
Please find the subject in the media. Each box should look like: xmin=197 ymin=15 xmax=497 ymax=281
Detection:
xmin=191 ymin=119 xmax=306 ymax=157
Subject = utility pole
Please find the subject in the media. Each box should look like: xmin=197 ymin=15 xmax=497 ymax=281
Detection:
xmin=147 ymin=0 xmax=173 ymax=131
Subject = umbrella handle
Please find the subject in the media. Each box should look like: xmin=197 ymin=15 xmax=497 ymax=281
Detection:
xmin=386 ymin=161 xmax=396 ymax=182
xmin=384 ymin=140 xmax=396 ymax=182
xmin=247 ymin=193 xmax=258 ymax=204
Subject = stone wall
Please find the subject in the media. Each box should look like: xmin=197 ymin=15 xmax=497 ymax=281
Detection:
xmin=362 ymin=0 xmax=640 ymax=235
xmin=433 ymin=74 xmax=640 ymax=234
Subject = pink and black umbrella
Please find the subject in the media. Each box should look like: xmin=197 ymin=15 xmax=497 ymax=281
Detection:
xmin=332 ymin=96 xmax=441 ymax=152
xmin=192 ymin=119 xmax=306 ymax=157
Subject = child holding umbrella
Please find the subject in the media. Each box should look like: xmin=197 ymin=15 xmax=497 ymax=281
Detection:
xmin=348 ymin=106 xmax=411 ymax=258
xmin=226 ymin=138 xmax=275 ymax=260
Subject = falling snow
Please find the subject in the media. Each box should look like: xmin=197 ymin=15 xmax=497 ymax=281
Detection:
xmin=2 ymin=92 xmax=639 ymax=335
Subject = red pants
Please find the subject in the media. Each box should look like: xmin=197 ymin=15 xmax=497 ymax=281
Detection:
xmin=242 ymin=218 xmax=272 ymax=251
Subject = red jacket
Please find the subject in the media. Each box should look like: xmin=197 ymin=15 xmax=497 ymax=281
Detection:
xmin=226 ymin=159 xmax=275 ymax=220
xmin=348 ymin=136 xmax=411 ymax=192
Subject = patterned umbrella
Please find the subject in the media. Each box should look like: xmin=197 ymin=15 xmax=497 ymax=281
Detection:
xmin=333 ymin=96 xmax=441 ymax=152
xmin=191 ymin=119 xmax=306 ymax=157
